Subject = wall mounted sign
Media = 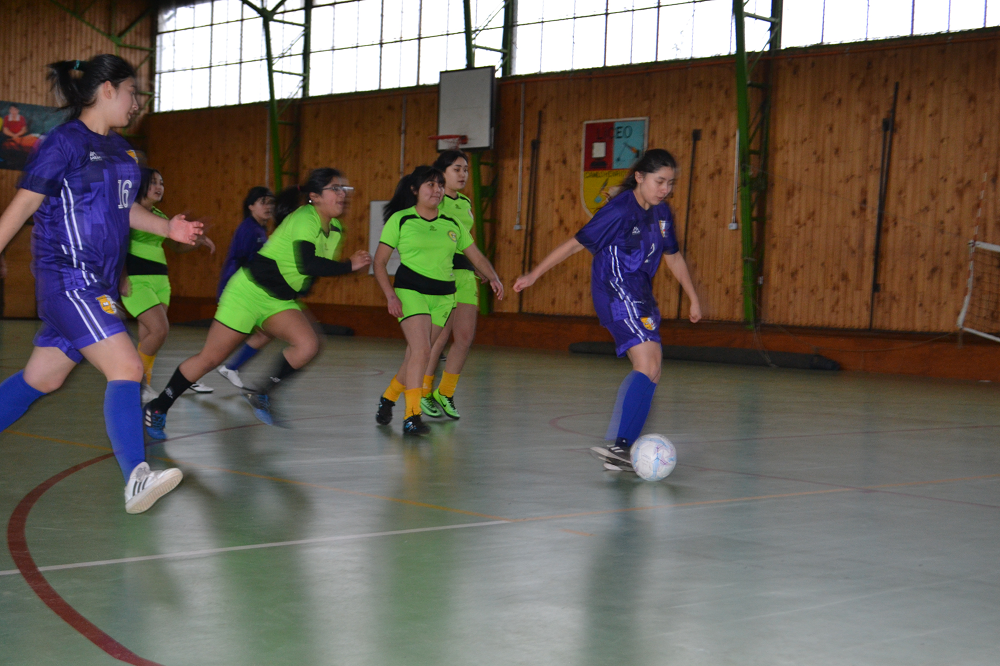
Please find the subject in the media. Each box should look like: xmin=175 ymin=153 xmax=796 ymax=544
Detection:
xmin=0 ymin=101 xmax=69 ymax=171
xmin=581 ymin=117 xmax=648 ymax=215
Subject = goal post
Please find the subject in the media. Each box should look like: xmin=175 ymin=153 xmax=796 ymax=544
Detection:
xmin=957 ymin=240 xmax=1000 ymax=343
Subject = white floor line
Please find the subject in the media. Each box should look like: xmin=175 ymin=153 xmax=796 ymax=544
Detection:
xmin=0 ymin=519 xmax=510 ymax=578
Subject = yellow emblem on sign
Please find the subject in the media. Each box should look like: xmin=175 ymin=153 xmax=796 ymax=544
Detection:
xmin=98 ymin=295 xmax=117 ymax=314
xmin=448 ymin=231 xmax=458 ymax=241
xmin=641 ymin=317 xmax=656 ymax=331
xmin=126 ymin=150 xmax=138 ymax=163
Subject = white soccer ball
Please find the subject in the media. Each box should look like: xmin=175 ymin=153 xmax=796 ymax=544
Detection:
xmin=630 ymin=434 xmax=677 ymax=481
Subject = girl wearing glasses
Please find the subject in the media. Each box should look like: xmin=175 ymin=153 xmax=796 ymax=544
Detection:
xmin=374 ymin=165 xmax=504 ymax=436
xmin=121 ymin=167 xmax=216 ymax=400
xmin=143 ymin=168 xmax=371 ymax=437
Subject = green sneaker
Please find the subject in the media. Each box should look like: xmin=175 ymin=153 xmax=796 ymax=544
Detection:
xmin=420 ymin=394 xmax=443 ymax=418
xmin=432 ymin=388 xmax=460 ymax=420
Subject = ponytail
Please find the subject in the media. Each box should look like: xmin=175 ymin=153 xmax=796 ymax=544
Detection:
xmin=47 ymin=54 xmax=137 ymax=120
xmin=275 ymin=167 xmax=343 ymax=226
xmin=383 ymin=165 xmax=445 ymax=223
xmin=619 ymin=149 xmax=679 ymax=191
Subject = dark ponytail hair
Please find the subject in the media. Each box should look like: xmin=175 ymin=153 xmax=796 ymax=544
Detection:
xmin=47 ymin=54 xmax=137 ymax=120
xmin=383 ymin=165 xmax=445 ymax=223
xmin=432 ymin=149 xmax=469 ymax=173
xmin=274 ymin=167 xmax=343 ymax=226
xmin=619 ymin=149 xmax=679 ymax=191
xmin=242 ymin=186 xmax=274 ymax=220
xmin=138 ymin=167 xmax=162 ymax=204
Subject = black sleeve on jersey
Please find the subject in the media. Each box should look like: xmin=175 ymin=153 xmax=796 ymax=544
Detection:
xmin=294 ymin=240 xmax=353 ymax=276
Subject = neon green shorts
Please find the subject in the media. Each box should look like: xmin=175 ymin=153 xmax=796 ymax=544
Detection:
xmin=454 ymin=269 xmax=479 ymax=306
xmin=122 ymin=274 xmax=170 ymax=317
xmin=215 ymin=269 xmax=301 ymax=334
xmin=396 ymin=288 xmax=455 ymax=327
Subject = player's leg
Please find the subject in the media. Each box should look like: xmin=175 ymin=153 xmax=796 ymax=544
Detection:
xmin=399 ymin=314 xmax=434 ymax=435
xmin=0 ymin=345 xmax=76 ymax=432
xmin=135 ymin=303 xmax=169 ymax=399
xmin=217 ymin=329 xmax=272 ymax=388
xmin=81 ymin=331 xmax=183 ymax=513
xmin=431 ymin=302 xmax=477 ymax=419
xmin=377 ymin=345 xmax=409 ymax=425
xmin=420 ymin=316 xmax=451 ymax=418
xmin=143 ymin=320 xmax=248 ymax=437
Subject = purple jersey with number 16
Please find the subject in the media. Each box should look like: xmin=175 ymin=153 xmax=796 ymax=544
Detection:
xmin=18 ymin=118 xmax=140 ymax=299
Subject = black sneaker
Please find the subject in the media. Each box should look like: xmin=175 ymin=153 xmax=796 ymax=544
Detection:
xmin=590 ymin=441 xmax=633 ymax=470
xmin=376 ymin=396 xmax=395 ymax=425
xmin=402 ymin=414 xmax=430 ymax=436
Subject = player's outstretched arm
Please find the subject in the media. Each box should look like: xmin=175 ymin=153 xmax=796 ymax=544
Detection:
xmin=513 ymin=237 xmax=585 ymax=292
xmin=664 ymin=252 xmax=702 ymax=323
xmin=373 ymin=242 xmax=402 ymax=318
xmin=462 ymin=243 xmax=504 ymax=301
xmin=0 ymin=189 xmax=45 ymax=255
xmin=129 ymin=205 xmax=203 ymax=245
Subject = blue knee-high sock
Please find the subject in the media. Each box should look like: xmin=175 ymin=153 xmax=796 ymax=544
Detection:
xmin=0 ymin=371 xmax=46 ymax=432
xmin=226 ymin=343 xmax=259 ymax=370
xmin=104 ymin=380 xmax=146 ymax=480
xmin=606 ymin=371 xmax=657 ymax=447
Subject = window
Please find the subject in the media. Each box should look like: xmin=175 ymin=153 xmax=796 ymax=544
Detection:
xmin=154 ymin=1 xmax=1000 ymax=111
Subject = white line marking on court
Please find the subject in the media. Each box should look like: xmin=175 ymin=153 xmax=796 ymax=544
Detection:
xmin=0 ymin=520 xmax=510 ymax=578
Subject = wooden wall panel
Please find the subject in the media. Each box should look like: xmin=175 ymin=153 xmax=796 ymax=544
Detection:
xmin=0 ymin=0 xmax=154 ymax=317
xmin=143 ymin=104 xmax=270 ymax=299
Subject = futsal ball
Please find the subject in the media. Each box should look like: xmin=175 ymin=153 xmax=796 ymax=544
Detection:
xmin=630 ymin=434 xmax=677 ymax=481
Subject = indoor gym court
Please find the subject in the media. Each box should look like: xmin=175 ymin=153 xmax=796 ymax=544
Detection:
xmin=2 ymin=321 xmax=998 ymax=666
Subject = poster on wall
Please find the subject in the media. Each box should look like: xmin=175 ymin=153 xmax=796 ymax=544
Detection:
xmin=0 ymin=101 xmax=69 ymax=171
xmin=581 ymin=117 xmax=648 ymax=216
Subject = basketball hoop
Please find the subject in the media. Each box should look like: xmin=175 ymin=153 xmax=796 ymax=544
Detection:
xmin=428 ymin=134 xmax=469 ymax=151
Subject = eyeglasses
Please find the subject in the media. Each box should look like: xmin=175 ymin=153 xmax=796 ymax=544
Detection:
xmin=322 ymin=185 xmax=354 ymax=195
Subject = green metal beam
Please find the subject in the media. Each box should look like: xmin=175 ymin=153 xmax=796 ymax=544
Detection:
xmin=48 ymin=0 xmax=153 ymax=52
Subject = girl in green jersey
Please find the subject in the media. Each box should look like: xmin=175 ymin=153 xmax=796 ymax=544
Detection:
xmin=121 ymin=167 xmax=216 ymax=399
xmin=374 ymin=165 xmax=504 ymax=436
xmin=418 ymin=150 xmax=479 ymax=420
xmin=143 ymin=168 xmax=371 ymax=437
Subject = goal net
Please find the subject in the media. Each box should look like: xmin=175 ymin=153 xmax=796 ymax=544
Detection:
xmin=958 ymin=241 xmax=1000 ymax=342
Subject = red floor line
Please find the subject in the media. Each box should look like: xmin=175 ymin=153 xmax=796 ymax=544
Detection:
xmin=6 ymin=452 xmax=164 ymax=666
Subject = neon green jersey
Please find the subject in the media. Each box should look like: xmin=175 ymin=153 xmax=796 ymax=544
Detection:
xmin=127 ymin=206 xmax=168 ymax=264
xmin=254 ymin=204 xmax=344 ymax=295
xmin=379 ymin=206 xmax=473 ymax=283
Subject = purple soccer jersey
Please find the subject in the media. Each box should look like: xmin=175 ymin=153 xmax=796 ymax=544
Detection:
xmin=18 ymin=119 xmax=140 ymax=300
xmin=575 ymin=190 xmax=679 ymax=328
xmin=217 ymin=216 xmax=268 ymax=300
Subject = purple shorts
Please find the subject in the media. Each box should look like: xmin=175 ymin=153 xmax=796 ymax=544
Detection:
xmin=603 ymin=307 xmax=661 ymax=357
xmin=35 ymin=288 xmax=127 ymax=363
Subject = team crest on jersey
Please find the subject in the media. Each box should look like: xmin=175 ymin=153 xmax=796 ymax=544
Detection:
xmin=640 ymin=317 xmax=656 ymax=331
xmin=448 ymin=231 xmax=458 ymax=241
xmin=659 ymin=220 xmax=667 ymax=237
xmin=97 ymin=295 xmax=117 ymax=314
xmin=126 ymin=150 xmax=138 ymax=163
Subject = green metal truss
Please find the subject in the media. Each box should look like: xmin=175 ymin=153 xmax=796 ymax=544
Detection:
xmin=733 ymin=0 xmax=782 ymax=325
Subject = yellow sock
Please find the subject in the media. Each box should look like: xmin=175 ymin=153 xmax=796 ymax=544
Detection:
xmin=138 ymin=350 xmax=156 ymax=386
xmin=422 ymin=374 xmax=434 ymax=397
xmin=383 ymin=376 xmax=405 ymax=402
xmin=438 ymin=372 xmax=460 ymax=398
xmin=404 ymin=388 xmax=422 ymax=418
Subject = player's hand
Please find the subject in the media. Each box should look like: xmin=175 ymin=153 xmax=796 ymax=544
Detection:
xmin=167 ymin=214 xmax=203 ymax=245
xmin=198 ymin=235 xmax=216 ymax=254
xmin=386 ymin=293 xmax=403 ymax=318
xmin=512 ymin=273 xmax=536 ymax=292
xmin=489 ymin=278 xmax=504 ymax=301
xmin=689 ymin=300 xmax=702 ymax=323
xmin=350 ymin=250 xmax=372 ymax=271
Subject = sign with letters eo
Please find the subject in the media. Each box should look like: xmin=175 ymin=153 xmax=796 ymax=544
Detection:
xmin=581 ymin=118 xmax=648 ymax=216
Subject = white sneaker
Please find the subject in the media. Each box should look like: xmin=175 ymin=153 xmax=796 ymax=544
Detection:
xmin=216 ymin=365 xmax=244 ymax=388
xmin=124 ymin=462 xmax=183 ymax=514
xmin=189 ymin=381 xmax=214 ymax=393
xmin=140 ymin=382 xmax=158 ymax=403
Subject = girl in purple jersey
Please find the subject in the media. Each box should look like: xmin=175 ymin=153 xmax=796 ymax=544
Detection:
xmin=0 ymin=55 xmax=202 ymax=513
xmin=513 ymin=149 xmax=701 ymax=472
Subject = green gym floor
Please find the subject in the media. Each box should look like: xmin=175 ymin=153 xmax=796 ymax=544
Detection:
xmin=1 ymin=319 xmax=998 ymax=666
